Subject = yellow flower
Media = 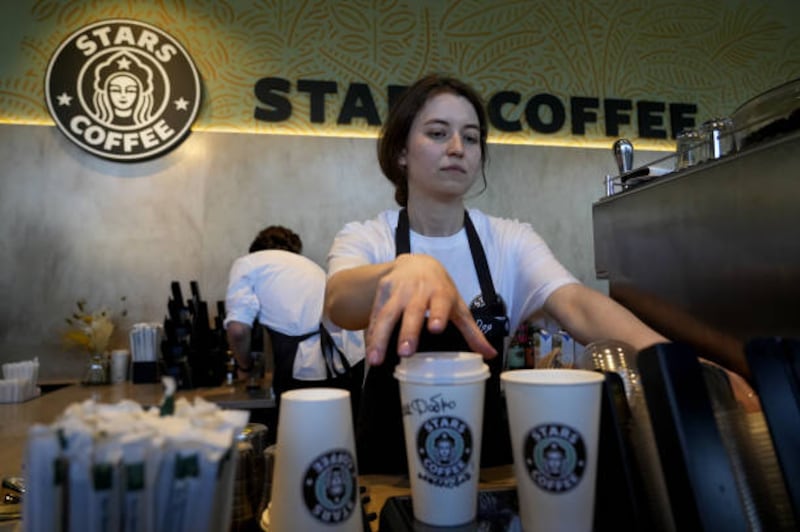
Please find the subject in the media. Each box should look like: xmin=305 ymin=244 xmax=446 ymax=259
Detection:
xmin=63 ymin=297 xmax=127 ymax=355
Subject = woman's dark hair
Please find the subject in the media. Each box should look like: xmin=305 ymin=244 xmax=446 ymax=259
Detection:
xmin=377 ymin=73 xmax=489 ymax=206
xmin=249 ymin=225 xmax=302 ymax=254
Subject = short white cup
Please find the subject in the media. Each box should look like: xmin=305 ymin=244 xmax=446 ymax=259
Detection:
xmin=110 ymin=349 xmax=130 ymax=383
xmin=268 ymin=388 xmax=362 ymax=532
xmin=501 ymin=369 xmax=604 ymax=532
xmin=394 ymin=352 xmax=490 ymax=526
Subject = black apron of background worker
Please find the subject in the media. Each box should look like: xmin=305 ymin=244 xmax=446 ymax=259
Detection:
xmin=268 ymin=324 xmax=364 ymax=420
xmin=356 ymin=209 xmax=512 ymax=474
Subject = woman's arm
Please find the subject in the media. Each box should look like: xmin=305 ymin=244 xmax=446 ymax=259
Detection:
xmin=544 ymin=283 xmax=760 ymax=411
xmin=543 ymin=283 xmax=668 ymax=351
xmin=325 ymin=254 xmax=496 ymax=365
xmin=325 ymin=262 xmax=393 ymax=331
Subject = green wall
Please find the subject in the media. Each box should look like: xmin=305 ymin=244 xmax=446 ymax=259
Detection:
xmin=1 ymin=0 xmax=798 ymax=149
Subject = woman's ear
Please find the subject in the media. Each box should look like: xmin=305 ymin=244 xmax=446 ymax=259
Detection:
xmin=398 ymin=148 xmax=407 ymax=168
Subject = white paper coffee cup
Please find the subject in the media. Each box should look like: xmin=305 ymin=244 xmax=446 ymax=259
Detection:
xmin=501 ymin=369 xmax=604 ymax=532
xmin=268 ymin=388 xmax=363 ymax=532
xmin=394 ymin=352 xmax=490 ymax=526
xmin=110 ymin=349 xmax=130 ymax=383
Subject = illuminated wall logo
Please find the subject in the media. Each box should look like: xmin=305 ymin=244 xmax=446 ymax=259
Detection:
xmin=45 ymin=19 xmax=201 ymax=162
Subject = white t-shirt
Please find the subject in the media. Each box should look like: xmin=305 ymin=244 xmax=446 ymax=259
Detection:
xmin=327 ymin=208 xmax=579 ymax=335
xmin=224 ymin=249 xmax=365 ymax=380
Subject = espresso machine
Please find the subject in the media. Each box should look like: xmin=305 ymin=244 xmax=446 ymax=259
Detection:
xmin=592 ymin=85 xmax=800 ymax=530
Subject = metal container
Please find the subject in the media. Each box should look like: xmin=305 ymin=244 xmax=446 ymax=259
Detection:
xmin=699 ymin=117 xmax=736 ymax=160
xmin=231 ymin=423 xmax=269 ymax=531
xmin=675 ymin=128 xmax=703 ymax=169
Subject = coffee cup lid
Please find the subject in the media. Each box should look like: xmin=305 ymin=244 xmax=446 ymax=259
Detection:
xmin=394 ymin=351 xmax=489 ymax=384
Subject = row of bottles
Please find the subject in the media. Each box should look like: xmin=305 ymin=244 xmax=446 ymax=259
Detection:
xmin=506 ymin=322 xmax=581 ymax=369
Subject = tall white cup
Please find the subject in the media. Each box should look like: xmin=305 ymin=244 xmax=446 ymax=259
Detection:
xmin=501 ymin=369 xmax=604 ymax=532
xmin=110 ymin=349 xmax=130 ymax=383
xmin=394 ymin=352 xmax=490 ymax=526
xmin=268 ymin=388 xmax=363 ymax=532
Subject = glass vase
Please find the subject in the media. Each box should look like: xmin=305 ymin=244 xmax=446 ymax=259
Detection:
xmin=83 ymin=351 xmax=109 ymax=385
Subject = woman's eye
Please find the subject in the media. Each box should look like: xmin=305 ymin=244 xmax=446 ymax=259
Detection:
xmin=427 ymin=129 xmax=447 ymax=139
xmin=465 ymin=134 xmax=479 ymax=144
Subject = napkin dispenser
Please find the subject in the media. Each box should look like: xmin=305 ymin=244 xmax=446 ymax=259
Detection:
xmin=130 ymin=323 xmax=163 ymax=383
xmin=0 ymin=358 xmax=40 ymax=403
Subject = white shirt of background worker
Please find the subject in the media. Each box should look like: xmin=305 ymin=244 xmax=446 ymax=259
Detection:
xmin=224 ymin=226 xmax=364 ymax=382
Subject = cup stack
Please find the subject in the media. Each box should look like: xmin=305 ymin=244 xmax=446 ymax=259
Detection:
xmin=268 ymin=388 xmax=362 ymax=532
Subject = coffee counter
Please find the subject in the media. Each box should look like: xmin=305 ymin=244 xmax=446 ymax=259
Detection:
xmin=0 ymin=381 xmax=515 ymax=531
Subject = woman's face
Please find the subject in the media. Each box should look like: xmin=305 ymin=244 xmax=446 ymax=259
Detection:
xmin=108 ymin=74 xmax=139 ymax=111
xmin=399 ymin=92 xmax=482 ymax=204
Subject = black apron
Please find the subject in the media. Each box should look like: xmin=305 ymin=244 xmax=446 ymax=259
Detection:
xmin=267 ymin=324 xmax=364 ymax=418
xmin=356 ymin=209 xmax=512 ymax=474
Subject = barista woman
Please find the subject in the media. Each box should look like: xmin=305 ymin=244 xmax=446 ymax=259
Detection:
xmin=324 ymin=74 xmax=668 ymax=474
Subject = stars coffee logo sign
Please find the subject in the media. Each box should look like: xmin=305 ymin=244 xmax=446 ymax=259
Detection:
xmin=524 ymin=422 xmax=587 ymax=494
xmin=45 ymin=19 xmax=201 ymax=162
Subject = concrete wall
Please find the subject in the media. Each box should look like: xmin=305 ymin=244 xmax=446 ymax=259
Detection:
xmin=0 ymin=123 xmax=661 ymax=380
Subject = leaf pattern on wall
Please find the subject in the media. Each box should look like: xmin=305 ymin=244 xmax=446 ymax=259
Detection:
xmin=1 ymin=0 xmax=798 ymax=149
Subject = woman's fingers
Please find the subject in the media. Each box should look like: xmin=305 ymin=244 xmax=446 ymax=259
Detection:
xmin=726 ymin=368 xmax=761 ymax=413
xmin=367 ymin=282 xmax=430 ymax=364
xmin=365 ymin=279 xmax=402 ymax=365
xmin=425 ymin=287 xmax=495 ymax=357
xmin=449 ymin=302 xmax=497 ymax=359
xmin=396 ymin=292 xmax=429 ymax=356
xmin=365 ymin=254 xmax=496 ymax=364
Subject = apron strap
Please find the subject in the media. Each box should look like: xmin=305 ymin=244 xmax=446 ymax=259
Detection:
xmin=395 ymin=207 xmax=411 ymax=254
xmin=266 ymin=327 xmax=317 ymax=345
xmin=269 ymin=325 xmax=352 ymax=381
xmin=319 ymin=323 xmax=352 ymax=378
xmin=463 ymin=211 xmax=501 ymax=308
xmin=264 ymin=326 xmax=317 ymax=401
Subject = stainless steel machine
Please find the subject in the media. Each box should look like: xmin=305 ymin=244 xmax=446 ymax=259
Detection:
xmin=592 ymin=116 xmax=800 ymax=530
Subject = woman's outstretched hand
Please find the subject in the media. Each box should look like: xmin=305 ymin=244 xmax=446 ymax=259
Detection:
xmin=365 ymin=254 xmax=496 ymax=366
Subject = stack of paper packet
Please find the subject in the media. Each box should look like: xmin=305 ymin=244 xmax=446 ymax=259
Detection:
xmin=21 ymin=382 xmax=249 ymax=532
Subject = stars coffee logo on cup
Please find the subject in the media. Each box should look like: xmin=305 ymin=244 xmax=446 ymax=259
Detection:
xmin=45 ymin=19 xmax=201 ymax=162
xmin=302 ymin=448 xmax=358 ymax=524
xmin=524 ymin=423 xmax=587 ymax=493
xmin=416 ymin=415 xmax=473 ymax=488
